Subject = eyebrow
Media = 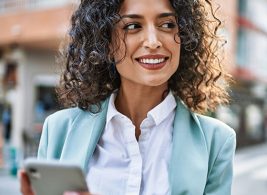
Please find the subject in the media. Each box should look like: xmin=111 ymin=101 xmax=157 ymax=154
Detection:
xmin=121 ymin=12 xmax=177 ymax=19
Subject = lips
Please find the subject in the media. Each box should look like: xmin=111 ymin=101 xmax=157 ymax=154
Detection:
xmin=135 ymin=54 xmax=169 ymax=70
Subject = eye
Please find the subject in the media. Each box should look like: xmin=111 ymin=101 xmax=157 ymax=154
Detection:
xmin=160 ymin=22 xmax=177 ymax=29
xmin=123 ymin=23 xmax=141 ymax=30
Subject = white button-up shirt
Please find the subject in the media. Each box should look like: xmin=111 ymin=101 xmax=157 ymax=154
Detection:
xmin=86 ymin=92 xmax=177 ymax=195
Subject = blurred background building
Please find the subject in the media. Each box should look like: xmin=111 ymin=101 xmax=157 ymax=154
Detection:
xmin=216 ymin=0 xmax=267 ymax=148
xmin=0 ymin=0 xmax=76 ymax=159
xmin=0 ymin=0 xmax=267 ymax=195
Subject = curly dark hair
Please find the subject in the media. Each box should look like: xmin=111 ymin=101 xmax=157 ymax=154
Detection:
xmin=56 ymin=0 xmax=231 ymax=114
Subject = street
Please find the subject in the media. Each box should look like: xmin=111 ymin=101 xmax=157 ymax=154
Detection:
xmin=0 ymin=143 xmax=267 ymax=195
xmin=232 ymin=143 xmax=267 ymax=195
xmin=0 ymin=169 xmax=20 ymax=195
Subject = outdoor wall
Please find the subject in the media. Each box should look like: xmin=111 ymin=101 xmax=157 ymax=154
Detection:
xmin=24 ymin=49 xmax=59 ymax=131
xmin=216 ymin=0 xmax=238 ymax=72
xmin=11 ymin=48 xmax=59 ymax=149
xmin=0 ymin=4 xmax=73 ymax=49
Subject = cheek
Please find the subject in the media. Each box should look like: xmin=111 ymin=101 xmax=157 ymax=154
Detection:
xmin=114 ymin=39 xmax=137 ymax=60
xmin=174 ymin=47 xmax=181 ymax=62
xmin=115 ymin=59 xmax=133 ymax=79
xmin=123 ymin=37 xmax=137 ymax=58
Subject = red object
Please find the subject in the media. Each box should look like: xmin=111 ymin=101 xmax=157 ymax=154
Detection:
xmin=238 ymin=17 xmax=267 ymax=36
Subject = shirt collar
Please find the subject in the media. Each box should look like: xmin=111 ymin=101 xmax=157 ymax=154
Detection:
xmin=106 ymin=91 xmax=121 ymax=123
xmin=147 ymin=91 xmax=177 ymax=126
xmin=106 ymin=91 xmax=177 ymax=125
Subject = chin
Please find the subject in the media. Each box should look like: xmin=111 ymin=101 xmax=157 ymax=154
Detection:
xmin=144 ymin=79 xmax=168 ymax=87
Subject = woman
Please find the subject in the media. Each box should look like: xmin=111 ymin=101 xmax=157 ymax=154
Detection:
xmin=20 ymin=0 xmax=236 ymax=194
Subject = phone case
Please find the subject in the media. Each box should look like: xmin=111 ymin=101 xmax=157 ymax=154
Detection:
xmin=24 ymin=158 xmax=88 ymax=195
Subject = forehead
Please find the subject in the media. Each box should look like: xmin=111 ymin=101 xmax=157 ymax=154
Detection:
xmin=119 ymin=0 xmax=174 ymax=14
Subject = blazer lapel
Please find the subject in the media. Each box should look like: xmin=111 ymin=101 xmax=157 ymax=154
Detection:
xmin=60 ymin=99 xmax=109 ymax=173
xmin=169 ymin=101 xmax=209 ymax=194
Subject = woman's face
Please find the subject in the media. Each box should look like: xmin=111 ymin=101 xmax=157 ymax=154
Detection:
xmin=113 ymin=0 xmax=181 ymax=88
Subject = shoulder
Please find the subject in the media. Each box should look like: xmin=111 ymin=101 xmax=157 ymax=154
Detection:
xmin=39 ymin=107 xmax=100 ymax=158
xmin=195 ymin=114 xmax=236 ymax=140
xmin=43 ymin=107 xmax=101 ymax=136
xmin=175 ymin=100 xmax=236 ymax=159
xmin=193 ymin=113 xmax=236 ymax=167
xmin=194 ymin=113 xmax=236 ymax=150
xmin=41 ymin=107 xmax=88 ymax=142
xmin=46 ymin=98 xmax=110 ymax=125
xmin=45 ymin=107 xmax=85 ymax=124
xmin=176 ymin=100 xmax=235 ymax=145
xmin=43 ymin=98 xmax=110 ymax=134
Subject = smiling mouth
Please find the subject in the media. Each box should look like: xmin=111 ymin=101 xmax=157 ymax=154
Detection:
xmin=135 ymin=57 xmax=169 ymax=64
xmin=135 ymin=57 xmax=169 ymax=70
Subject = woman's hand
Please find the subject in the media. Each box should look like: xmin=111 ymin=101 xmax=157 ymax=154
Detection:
xmin=19 ymin=169 xmax=35 ymax=195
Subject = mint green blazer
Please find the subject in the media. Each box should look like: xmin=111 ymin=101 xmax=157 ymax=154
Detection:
xmin=37 ymin=98 xmax=236 ymax=195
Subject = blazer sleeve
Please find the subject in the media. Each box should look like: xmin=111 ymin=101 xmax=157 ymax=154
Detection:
xmin=37 ymin=117 xmax=49 ymax=159
xmin=204 ymin=133 xmax=236 ymax=195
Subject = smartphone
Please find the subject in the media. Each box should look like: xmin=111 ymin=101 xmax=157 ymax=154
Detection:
xmin=24 ymin=158 xmax=88 ymax=195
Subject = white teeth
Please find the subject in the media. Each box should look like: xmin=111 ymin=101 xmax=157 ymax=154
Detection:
xmin=140 ymin=58 xmax=165 ymax=64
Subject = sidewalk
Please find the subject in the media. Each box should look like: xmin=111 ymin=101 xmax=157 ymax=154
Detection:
xmin=232 ymin=142 xmax=267 ymax=195
xmin=0 ymin=168 xmax=20 ymax=195
xmin=0 ymin=143 xmax=21 ymax=195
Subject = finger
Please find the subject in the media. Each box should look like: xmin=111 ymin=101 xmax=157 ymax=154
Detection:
xmin=19 ymin=170 xmax=34 ymax=195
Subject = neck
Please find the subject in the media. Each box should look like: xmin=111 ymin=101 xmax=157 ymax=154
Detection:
xmin=115 ymin=82 xmax=168 ymax=137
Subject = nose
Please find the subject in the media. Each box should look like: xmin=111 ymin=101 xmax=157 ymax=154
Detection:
xmin=142 ymin=26 xmax=162 ymax=49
